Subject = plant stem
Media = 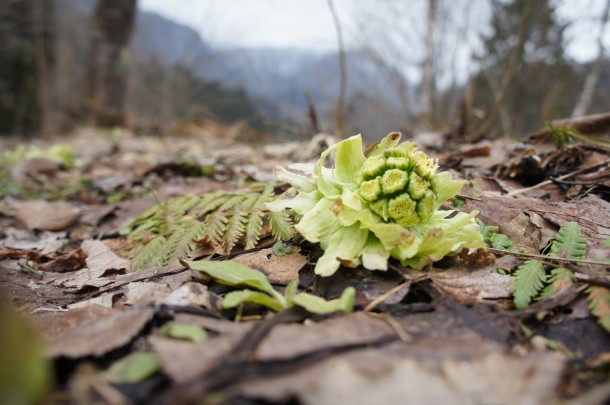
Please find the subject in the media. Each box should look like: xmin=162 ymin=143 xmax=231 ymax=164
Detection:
xmin=488 ymin=247 xmax=610 ymax=267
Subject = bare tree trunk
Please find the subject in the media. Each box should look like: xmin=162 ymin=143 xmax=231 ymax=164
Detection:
xmin=83 ymin=0 xmax=137 ymax=127
xmin=33 ymin=0 xmax=52 ymax=136
xmin=419 ymin=0 xmax=437 ymax=130
xmin=571 ymin=0 xmax=610 ymax=118
xmin=327 ymin=0 xmax=346 ymax=140
xmin=471 ymin=0 xmax=534 ymax=141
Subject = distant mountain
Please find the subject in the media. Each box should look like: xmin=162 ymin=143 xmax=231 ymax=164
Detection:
xmin=132 ymin=11 xmax=211 ymax=70
xmin=195 ymin=47 xmax=414 ymax=136
xmin=59 ymin=1 xmax=413 ymax=137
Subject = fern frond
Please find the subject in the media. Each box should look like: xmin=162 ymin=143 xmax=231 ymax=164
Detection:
xmin=587 ymin=286 xmax=610 ymax=333
xmin=218 ymin=194 xmax=248 ymax=212
xmin=244 ymin=210 xmax=265 ymax=250
xmin=513 ymin=260 xmax=546 ymax=310
xmin=130 ymin=236 xmax=168 ymax=270
xmin=550 ymin=221 xmax=587 ymax=259
xmin=202 ymin=210 xmax=229 ymax=245
xmin=267 ymin=210 xmax=295 ymax=241
xmin=222 ymin=212 xmax=247 ymax=252
xmin=192 ymin=191 xmax=226 ymax=217
xmin=538 ymin=267 xmax=574 ymax=300
xmin=124 ymin=186 xmax=297 ymax=270
xmin=157 ymin=220 xmax=208 ymax=267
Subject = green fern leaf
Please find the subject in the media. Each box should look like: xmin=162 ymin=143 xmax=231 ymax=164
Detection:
xmin=550 ymin=221 xmax=587 ymax=259
xmin=218 ymin=194 xmax=248 ymax=212
xmin=131 ymin=236 xmax=168 ymax=270
xmin=513 ymin=260 xmax=546 ymax=309
xmin=125 ymin=187 xmax=297 ymax=269
xmin=538 ymin=267 xmax=575 ymax=300
xmin=192 ymin=191 xmax=227 ymax=217
xmin=244 ymin=210 xmax=265 ymax=250
xmin=222 ymin=212 xmax=247 ymax=252
xmin=267 ymin=210 xmax=295 ymax=240
xmin=202 ymin=210 xmax=229 ymax=245
xmin=587 ymin=286 xmax=610 ymax=333
xmin=157 ymin=220 xmax=208 ymax=266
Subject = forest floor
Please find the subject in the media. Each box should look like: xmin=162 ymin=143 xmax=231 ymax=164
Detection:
xmin=1 ymin=123 xmax=610 ymax=404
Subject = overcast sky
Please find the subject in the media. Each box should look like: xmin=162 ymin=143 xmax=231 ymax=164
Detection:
xmin=139 ymin=0 xmax=610 ymax=62
xmin=139 ymin=0 xmax=354 ymax=51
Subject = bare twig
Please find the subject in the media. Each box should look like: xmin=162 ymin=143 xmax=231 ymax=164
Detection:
xmin=471 ymin=0 xmax=534 ymax=141
xmin=505 ymin=160 xmax=610 ymax=197
xmin=327 ymin=0 xmax=347 ymax=140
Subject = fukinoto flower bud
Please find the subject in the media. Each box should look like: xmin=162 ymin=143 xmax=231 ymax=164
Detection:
xmin=354 ymin=142 xmax=439 ymax=226
xmin=267 ymin=132 xmax=484 ymax=276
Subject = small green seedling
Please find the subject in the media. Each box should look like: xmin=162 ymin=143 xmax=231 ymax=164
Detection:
xmin=183 ymin=259 xmax=355 ymax=315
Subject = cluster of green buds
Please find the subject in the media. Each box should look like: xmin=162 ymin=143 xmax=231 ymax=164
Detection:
xmin=267 ymin=132 xmax=484 ymax=277
xmin=356 ymin=141 xmax=438 ymax=228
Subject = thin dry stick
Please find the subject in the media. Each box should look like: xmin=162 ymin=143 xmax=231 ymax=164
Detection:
xmin=368 ymin=313 xmax=412 ymax=343
xmin=363 ymin=276 xmax=427 ymax=313
xmin=505 ymin=160 xmax=610 ymax=197
xmin=487 ymin=248 xmax=610 ymax=267
xmin=471 ymin=0 xmax=534 ymax=141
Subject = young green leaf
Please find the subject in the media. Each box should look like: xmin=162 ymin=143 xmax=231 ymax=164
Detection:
xmin=272 ymin=241 xmax=295 ymax=257
xmin=104 ymin=352 xmax=161 ymax=384
xmin=223 ymin=289 xmax=286 ymax=311
xmin=490 ymin=233 xmax=514 ymax=251
xmin=290 ymin=286 xmax=356 ymax=315
xmin=158 ymin=322 xmax=207 ymax=342
xmin=550 ymin=221 xmax=587 ymax=259
xmin=452 ymin=197 xmax=465 ymax=208
xmin=538 ymin=267 xmax=574 ymax=300
xmin=182 ymin=260 xmax=276 ymax=297
xmin=477 ymin=219 xmax=514 ymax=250
xmin=587 ymin=286 xmax=610 ymax=333
xmin=513 ymin=260 xmax=546 ymax=309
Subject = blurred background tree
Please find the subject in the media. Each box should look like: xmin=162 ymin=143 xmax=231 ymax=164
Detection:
xmin=0 ymin=0 xmax=608 ymax=140
xmin=81 ymin=0 xmax=137 ymax=127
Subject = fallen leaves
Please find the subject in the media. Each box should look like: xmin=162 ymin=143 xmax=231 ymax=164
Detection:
xmin=1 ymin=127 xmax=610 ymax=404
xmin=15 ymin=200 xmax=80 ymax=231
xmin=47 ymin=306 xmax=154 ymax=358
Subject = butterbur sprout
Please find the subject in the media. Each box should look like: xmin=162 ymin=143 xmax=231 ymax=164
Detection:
xmin=267 ymin=132 xmax=484 ymax=276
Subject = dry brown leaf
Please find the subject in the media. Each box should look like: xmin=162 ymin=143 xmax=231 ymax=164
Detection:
xmin=3 ymin=227 xmax=67 ymax=254
xmin=48 ymin=306 xmax=154 ymax=358
xmin=124 ymin=281 xmax=174 ymax=305
xmin=255 ymin=312 xmax=395 ymax=361
xmin=237 ymin=339 xmax=563 ymax=405
xmin=428 ymin=267 xmax=513 ymax=304
xmin=34 ymin=305 xmax=116 ymax=338
xmin=10 ymin=157 xmax=61 ymax=181
xmin=43 ymin=266 xmax=113 ymax=289
xmin=81 ymin=240 xmax=130 ymax=274
xmin=233 ymin=248 xmax=307 ymax=285
xmin=67 ymin=292 xmax=118 ymax=309
xmin=463 ymin=192 xmax=610 ymax=253
xmin=43 ymin=240 xmax=129 ymax=289
xmin=163 ymin=282 xmax=223 ymax=310
xmin=151 ymin=334 xmax=242 ymax=384
xmin=172 ymin=313 xmax=251 ymax=335
xmin=15 ymin=200 xmax=81 ymax=231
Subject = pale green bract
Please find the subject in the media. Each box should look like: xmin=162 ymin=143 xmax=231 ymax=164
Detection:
xmin=267 ymin=132 xmax=484 ymax=276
